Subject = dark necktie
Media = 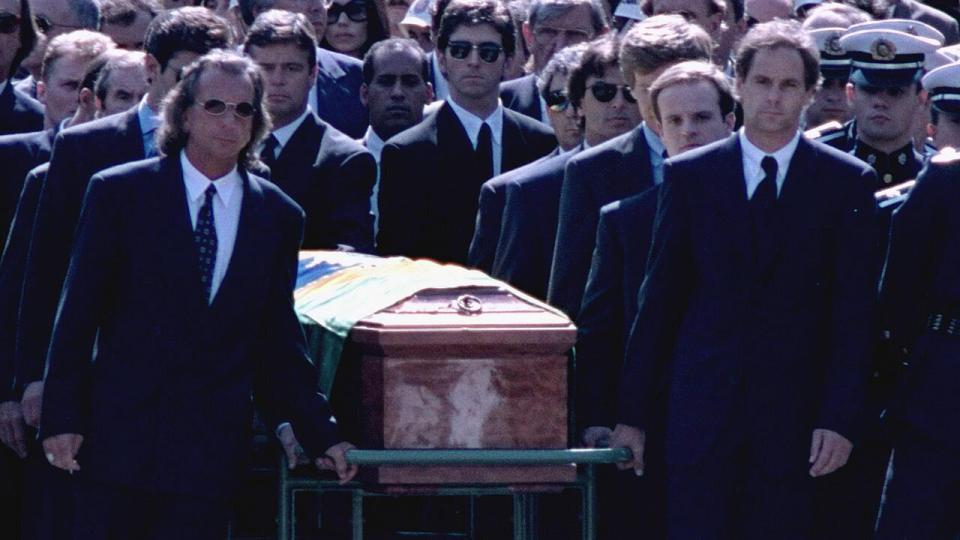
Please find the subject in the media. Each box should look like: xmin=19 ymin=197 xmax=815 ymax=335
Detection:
xmin=751 ymin=156 xmax=778 ymax=263
xmin=476 ymin=122 xmax=493 ymax=180
xmin=195 ymin=184 xmax=218 ymax=303
xmin=261 ymin=134 xmax=280 ymax=170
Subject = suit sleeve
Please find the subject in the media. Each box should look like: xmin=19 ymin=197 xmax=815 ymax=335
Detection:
xmin=547 ymin=158 xmax=600 ymax=317
xmin=39 ymin=174 xmax=121 ymax=439
xmin=310 ymin=146 xmax=376 ymax=253
xmin=575 ymin=206 xmax=625 ymax=430
xmin=18 ymin=135 xmax=89 ymax=389
xmin=377 ymin=142 xmax=426 ymax=258
xmin=492 ymin=181 xmax=548 ymax=299
xmin=468 ymin=179 xmax=504 ymax=273
xmin=254 ymin=205 xmax=342 ymax=456
xmin=617 ymin=167 xmax=694 ymax=429
xmin=818 ymin=165 xmax=880 ymax=439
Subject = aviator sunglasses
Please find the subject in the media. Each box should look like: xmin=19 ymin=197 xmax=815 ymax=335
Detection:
xmin=447 ymin=41 xmax=504 ymax=63
xmin=589 ymin=82 xmax=636 ymax=104
xmin=327 ymin=1 xmax=368 ymax=23
xmin=197 ymin=99 xmax=256 ymax=119
xmin=0 ymin=13 xmax=19 ymax=34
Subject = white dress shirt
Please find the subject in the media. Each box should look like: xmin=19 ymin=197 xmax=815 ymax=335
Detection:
xmin=446 ymin=96 xmax=505 ymax=177
xmin=180 ymin=150 xmax=243 ymax=303
xmin=265 ymin=107 xmax=312 ymax=159
xmin=644 ymin=122 xmax=667 ymax=185
xmin=739 ymin=128 xmax=801 ymax=199
xmin=361 ymin=126 xmax=386 ymax=237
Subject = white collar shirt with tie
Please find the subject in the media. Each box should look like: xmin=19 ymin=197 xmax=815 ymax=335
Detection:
xmin=739 ymin=127 xmax=801 ymax=199
xmin=265 ymin=107 xmax=313 ymax=160
xmin=446 ymin=96 xmax=505 ymax=176
xmin=180 ymin=150 xmax=244 ymax=303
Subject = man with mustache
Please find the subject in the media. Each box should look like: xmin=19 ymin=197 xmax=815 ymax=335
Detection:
xmin=245 ymin=9 xmax=376 ymax=252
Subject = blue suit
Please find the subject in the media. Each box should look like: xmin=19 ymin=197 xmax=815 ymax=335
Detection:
xmin=619 ymin=135 xmax=878 ymax=537
xmin=0 ymin=82 xmax=43 ymax=136
xmin=314 ymin=49 xmax=367 ymax=139
xmin=500 ymin=74 xmax=543 ymax=123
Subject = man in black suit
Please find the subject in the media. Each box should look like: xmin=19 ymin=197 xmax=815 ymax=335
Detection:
xmin=377 ymin=0 xmax=556 ymax=265
xmin=499 ymin=0 xmax=607 ymax=122
xmin=546 ymin=14 xmax=712 ymax=317
xmin=489 ymin=35 xmax=640 ymax=299
xmin=468 ymin=42 xmax=583 ymax=273
xmin=245 ymin=9 xmax=376 ymax=252
xmin=14 ymin=7 xmax=231 ymax=468
xmin=611 ymin=21 xmax=878 ymax=537
xmin=40 ymin=50 xmax=356 ymax=539
xmin=0 ymin=0 xmax=43 ymax=135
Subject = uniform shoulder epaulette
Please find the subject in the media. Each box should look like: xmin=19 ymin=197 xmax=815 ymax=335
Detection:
xmin=875 ymin=179 xmax=916 ymax=209
xmin=931 ymin=146 xmax=960 ymax=164
xmin=804 ymin=120 xmax=844 ymax=140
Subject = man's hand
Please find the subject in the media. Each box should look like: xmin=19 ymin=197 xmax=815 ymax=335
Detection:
xmin=809 ymin=428 xmax=853 ymax=477
xmin=581 ymin=426 xmax=613 ymax=448
xmin=315 ymin=441 xmax=358 ymax=484
xmin=41 ymin=433 xmax=83 ymax=472
xmin=21 ymin=381 xmax=43 ymax=428
xmin=0 ymin=400 xmax=28 ymax=458
xmin=276 ymin=423 xmax=312 ymax=470
xmin=610 ymin=423 xmax=645 ymax=476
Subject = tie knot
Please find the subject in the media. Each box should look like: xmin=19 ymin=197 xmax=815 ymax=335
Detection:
xmin=761 ymin=156 xmax=777 ymax=180
xmin=204 ymin=184 xmax=217 ymax=202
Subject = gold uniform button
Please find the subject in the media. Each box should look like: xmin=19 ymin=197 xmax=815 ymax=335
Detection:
xmin=883 ymin=173 xmax=893 ymax=184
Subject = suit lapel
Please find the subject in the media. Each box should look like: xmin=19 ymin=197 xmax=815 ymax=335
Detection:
xmin=757 ymin=137 xmax=817 ymax=275
xmin=118 ymin=107 xmax=147 ymax=161
xmin=209 ymin=169 xmax=266 ymax=318
xmin=273 ymin=113 xmax=323 ymax=195
xmin=712 ymin=136 xmax=754 ymax=268
xmin=156 ymin=156 xmax=209 ymax=316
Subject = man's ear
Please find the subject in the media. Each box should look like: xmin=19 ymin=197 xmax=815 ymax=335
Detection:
xmin=724 ymin=111 xmax=736 ymax=130
xmin=845 ymin=82 xmax=855 ymax=102
xmin=521 ymin=22 xmax=534 ymax=50
xmin=36 ymin=80 xmax=46 ymax=104
xmin=425 ymin=81 xmax=434 ymax=102
xmin=360 ymin=82 xmax=369 ymax=106
xmin=927 ymin=122 xmax=936 ymax=139
xmin=145 ymin=53 xmax=161 ymax=85
xmin=79 ymin=87 xmax=95 ymax=108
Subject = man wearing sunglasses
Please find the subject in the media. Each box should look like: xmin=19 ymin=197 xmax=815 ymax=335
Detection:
xmin=39 ymin=48 xmax=357 ymax=540
xmin=0 ymin=0 xmax=43 ymax=136
xmin=244 ymin=9 xmax=376 ymax=252
xmin=499 ymin=0 xmax=607 ymax=123
xmin=13 ymin=9 xmax=231 ymax=494
xmin=377 ymin=0 xmax=556 ymax=265
xmin=489 ymin=36 xmax=640 ymax=299
xmin=547 ymin=14 xmax=711 ymax=318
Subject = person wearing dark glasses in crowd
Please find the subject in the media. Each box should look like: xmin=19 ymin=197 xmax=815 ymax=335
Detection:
xmin=321 ymin=0 xmax=387 ymax=58
xmin=0 ymin=0 xmax=42 ymax=136
xmin=39 ymin=48 xmax=357 ymax=540
xmin=468 ymin=42 xmax=584 ymax=273
xmin=377 ymin=0 xmax=555 ymax=265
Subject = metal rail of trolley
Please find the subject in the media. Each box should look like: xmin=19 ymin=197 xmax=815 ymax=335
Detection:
xmin=277 ymin=447 xmax=632 ymax=540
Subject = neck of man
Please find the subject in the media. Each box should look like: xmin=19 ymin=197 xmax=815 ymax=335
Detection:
xmin=145 ymin=90 xmax=162 ymax=113
xmin=584 ymin=128 xmax=608 ymax=148
xmin=858 ymin=131 xmax=912 ymax=154
xmin=744 ymin=124 xmax=798 ymax=153
xmin=185 ymin=146 xmax=236 ymax=180
xmin=270 ymin=103 xmax=308 ymax=131
xmin=450 ymin=89 xmax=499 ymax=119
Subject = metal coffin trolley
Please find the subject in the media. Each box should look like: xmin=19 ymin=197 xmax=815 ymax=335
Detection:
xmin=282 ymin=252 xmax=628 ymax=539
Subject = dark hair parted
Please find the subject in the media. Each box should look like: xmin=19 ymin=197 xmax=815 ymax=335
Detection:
xmin=437 ymin=0 xmax=516 ymax=56
xmin=618 ymin=14 xmax=713 ymax=87
xmin=243 ymin=9 xmax=317 ymax=68
xmin=157 ymin=49 xmax=272 ymax=169
xmin=362 ymin=38 xmax=429 ymax=84
xmin=144 ymin=7 xmax=233 ymax=71
xmin=735 ymin=19 xmax=820 ymax=90
xmin=568 ymin=35 xmax=620 ymax=109
xmin=649 ymin=60 xmax=735 ymax=122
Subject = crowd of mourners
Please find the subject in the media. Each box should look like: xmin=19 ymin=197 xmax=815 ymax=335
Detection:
xmin=0 ymin=0 xmax=959 ymax=537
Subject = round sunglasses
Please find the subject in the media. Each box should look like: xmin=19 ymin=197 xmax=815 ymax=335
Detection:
xmin=197 ymin=99 xmax=256 ymax=119
xmin=447 ymin=41 xmax=504 ymax=63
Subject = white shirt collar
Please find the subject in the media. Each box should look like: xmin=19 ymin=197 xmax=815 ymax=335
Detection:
xmin=739 ymin=127 xmax=801 ymax=194
xmin=446 ymin=96 xmax=505 ymax=148
xmin=271 ymin=107 xmax=312 ymax=149
xmin=362 ymin=125 xmax=386 ymax=161
xmin=180 ymin=150 xmax=242 ymax=208
xmin=643 ymin=122 xmax=665 ymax=157
xmin=137 ymin=95 xmax=159 ymax=134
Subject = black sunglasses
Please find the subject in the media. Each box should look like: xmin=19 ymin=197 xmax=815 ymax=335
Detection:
xmin=198 ymin=99 xmax=256 ymax=119
xmin=545 ymin=89 xmax=570 ymax=112
xmin=327 ymin=1 xmax=368 ymax=23
xmin=447 ymin=41 xmax=503 ymax=63
xmin=0 ymin=12 xmax=18 ymax=34
xmin=589 ymin=82 xmax=636 ymax=104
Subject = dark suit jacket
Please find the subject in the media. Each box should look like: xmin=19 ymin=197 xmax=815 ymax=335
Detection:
xmin=618 ymin=135 xmax=878 ymax=473
xmin=17 ymin=108 xmax=145 ymax=391
xmin=576 ymin=186 xmax=658 ymax=430
xmin=315 ymin=48 xmax=367 ymax=138
xmin=548 ymin=125 xmax=654 ymax=317
xmin=490 ymin=149 xmax=578 ymax=299
xmin=39 ymin=156 xmax=342 ymax=498
xmin=0 ymin=163 xmax=46 ymax=402
xmin=894 ymin=0 xmax=960 ymax=44
xmin=377 ymin=102 xmax=556 ymax=265
xmin=468 ymin=146 xmax=561 ymax=272
xmin=0 ymin=128 xmax=53 ymax=245
xmin=266 ymin=113 xmax=375 ymax=252
xmin=0 ymin=81 xmax=43 ymax=136
xmin=500 ymin=74 xmax=543 ymax=123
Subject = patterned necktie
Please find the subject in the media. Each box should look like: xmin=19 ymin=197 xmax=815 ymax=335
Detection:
xmin=476 ymin=122 xmax=493 ymax=180
xmin=195 ymin=184 xmax=218 ymax=303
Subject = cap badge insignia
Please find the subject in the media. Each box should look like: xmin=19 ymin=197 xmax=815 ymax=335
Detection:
xmin=871 ymin=38 xmax=897 ymax=61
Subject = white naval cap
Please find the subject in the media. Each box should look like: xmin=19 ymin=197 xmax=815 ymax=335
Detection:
xmin=840 ymin=29 xmax=940 ymax=87
xmin=794 ymin=0 xmax=824 ymax=14
xmin=846 ymin=18 xmax=945 ymax=46
xmin=807 ymin=27 xmax=850 ymax=78
xmin=923 ymin=61 xmax=960 ymax=114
